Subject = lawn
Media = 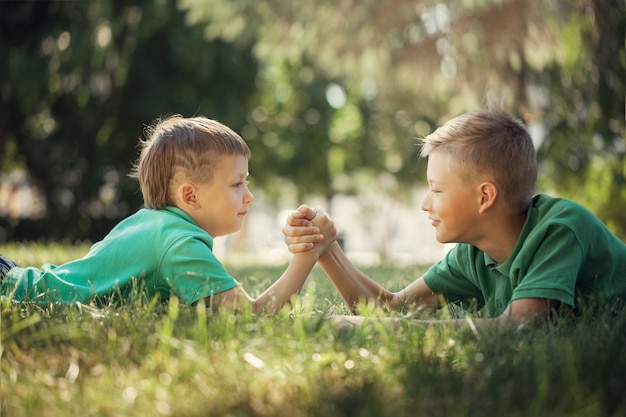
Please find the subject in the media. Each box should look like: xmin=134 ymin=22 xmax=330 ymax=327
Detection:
xmin=1 ymin=243 xmax=625 ymax=417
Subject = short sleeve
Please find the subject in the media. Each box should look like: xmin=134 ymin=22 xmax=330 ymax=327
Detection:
xmin=159 ymin=236 xmax=239 ymax=304
xmin=423 ymin=246 xmax=485 ymax=307
xmin=510 ymin=223 xmax=582 ymax=307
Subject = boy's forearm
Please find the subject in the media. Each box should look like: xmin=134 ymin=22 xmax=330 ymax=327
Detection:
xmin=318 ymin=242 xmax=394 ymax=308
xmin=253 ymin=252 xmax=317 ymax=313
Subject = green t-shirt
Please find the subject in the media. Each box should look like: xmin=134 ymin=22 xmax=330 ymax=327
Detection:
xmin=423 ymin=194 xmax=626 ymax=317
xmin=1 ymin=207 xmax=239 ymax=305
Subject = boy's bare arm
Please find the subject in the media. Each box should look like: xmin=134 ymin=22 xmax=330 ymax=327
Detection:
xmin=496 ymin=297 xmax=560 ymax=324
xmin=320 ymin=243 xmax=441 ymax=310
xmin=206 ymin=207 xmax=337 ymax=314
xmin=283 ymin=206 xmax=387 ymax=306
xmin=284 ymin=206 xmax=441 ymax=311
xmin=205 ymin=252 xmax=319 ymax=314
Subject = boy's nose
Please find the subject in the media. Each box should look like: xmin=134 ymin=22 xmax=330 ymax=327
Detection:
xmin=420 ymin=192 xmax=431 ymax=212
xmin=245 ymin=188 xmax=254 ymax=204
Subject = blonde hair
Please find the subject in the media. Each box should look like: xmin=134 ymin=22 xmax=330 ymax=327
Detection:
xmin=130 ymin=115 xmax=250 ymax=209
xmin=420 ymin=110 xmax=536 ymax=212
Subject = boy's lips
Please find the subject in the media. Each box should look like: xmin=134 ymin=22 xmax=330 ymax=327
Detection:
xmin=429 ymin=218 xmax=440 ymax=227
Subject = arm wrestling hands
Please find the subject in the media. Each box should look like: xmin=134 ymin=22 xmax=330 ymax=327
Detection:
xmin=283 ymin=206 xmax=439 ymax=311
xmin=283 ymin=205 xmax=332 ymax=254
xmin=203 ymin=206 xmax=336 ymax=314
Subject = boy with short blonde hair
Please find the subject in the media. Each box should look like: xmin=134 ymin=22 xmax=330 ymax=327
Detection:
xmin=285 ymin=109 xmax=626 ymax=324
xmin=1 ymin=115 xmax=334 ymax=312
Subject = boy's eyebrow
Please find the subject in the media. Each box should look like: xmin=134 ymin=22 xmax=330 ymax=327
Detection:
xmin=427 ymin=178 xmax=444 ymax=188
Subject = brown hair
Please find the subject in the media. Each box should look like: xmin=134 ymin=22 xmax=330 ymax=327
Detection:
xmin=130 ymin=115 xmax=250 ymax=209
xmin=420 ymin=110 xmax=537 ymax=212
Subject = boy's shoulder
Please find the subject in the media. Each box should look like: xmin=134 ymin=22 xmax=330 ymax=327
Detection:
xmin=97 ymin=206 xmax=213 ymax=259
xmin=533 ymin=193 xmax=579 ymax=209
xmin=110 ymin=206 xmax=205 ymax=240
xmin=528 ymin=194 xmax=623 ymax=247
xmin=122 ymin=206 xmax=194 ymax=225
xmin=531 ymin=194 xmax=599 ymax=223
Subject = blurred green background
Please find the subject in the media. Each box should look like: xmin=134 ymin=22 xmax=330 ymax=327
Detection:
xmin=1 ymin=0 xmax=624 ymax=243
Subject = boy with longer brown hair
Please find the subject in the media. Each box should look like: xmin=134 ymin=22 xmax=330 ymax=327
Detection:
xmin=1 ymin=115 xmax=334 ymax=312
xmin=285 ymin=110 xmax=626 ymax=324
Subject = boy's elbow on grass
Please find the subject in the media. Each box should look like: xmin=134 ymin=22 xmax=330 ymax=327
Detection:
xmin=202 ymin=286 xmax=257 ymax=313
xmin=497 ymin=298 xmax=560 ymax=325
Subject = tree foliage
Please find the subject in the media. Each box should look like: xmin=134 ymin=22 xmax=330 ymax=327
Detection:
xmin=181 ymin=0 xmax=626 ymax=237
xmin=1 ymin=0 xmax=624 ymax=241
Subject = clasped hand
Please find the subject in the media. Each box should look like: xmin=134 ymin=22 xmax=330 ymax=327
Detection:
xmin=283 ymin=205 xmax=336 ymax=257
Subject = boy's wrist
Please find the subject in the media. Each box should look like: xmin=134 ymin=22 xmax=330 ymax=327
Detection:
xmin=293 ymin=248 xmax=320 ymax=262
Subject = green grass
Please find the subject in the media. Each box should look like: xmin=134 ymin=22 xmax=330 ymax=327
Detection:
xmin=1 ymin=243 xmax=625 ymax=417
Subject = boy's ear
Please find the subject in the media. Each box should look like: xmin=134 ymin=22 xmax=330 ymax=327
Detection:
xmin=178 ymin=182 xmax=199 ymax=209
xmin=478 ymin=181 xmax=497 ymax=214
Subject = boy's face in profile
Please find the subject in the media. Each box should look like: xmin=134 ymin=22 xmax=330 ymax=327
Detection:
xmin=421 ymin=150 xmax=482 ymax=245
xmin=188 ymin=154 xmax=254 ymax=238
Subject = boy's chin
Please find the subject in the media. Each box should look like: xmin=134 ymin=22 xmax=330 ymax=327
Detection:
xmin=435 ymin=235 xmax=454 ymax=245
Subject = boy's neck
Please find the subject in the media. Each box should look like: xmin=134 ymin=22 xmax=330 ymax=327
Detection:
xmin=476 ymin=209 xmax=528 ymax=264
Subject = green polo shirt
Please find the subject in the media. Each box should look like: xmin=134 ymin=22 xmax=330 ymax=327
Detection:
xmin=1 ymin=207 xmax=239 ymax=305
xmin=423 ymin=194 xmax=626 ymax=317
